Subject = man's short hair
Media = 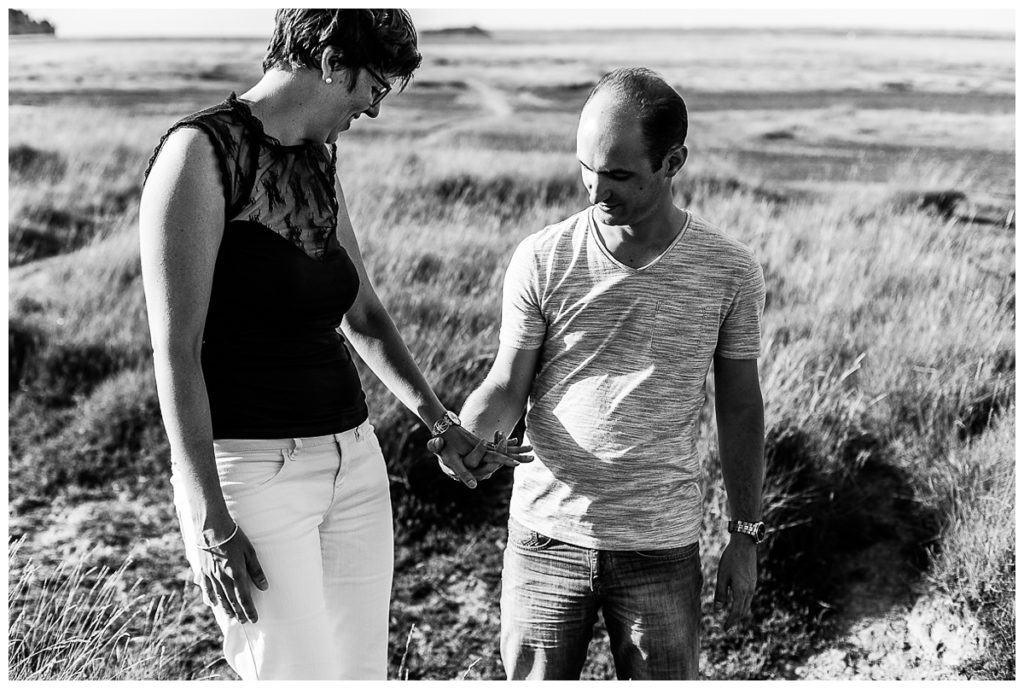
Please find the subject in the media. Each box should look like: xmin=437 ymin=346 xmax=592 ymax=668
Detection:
xmin=585 ymin=67 xmax=688 ymax=170
xmin=263 ymin=9 xmax=421 ymax=89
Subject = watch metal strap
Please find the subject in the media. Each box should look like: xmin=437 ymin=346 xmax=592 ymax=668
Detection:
xmin=729 ymin=520 xmax=765 ymax=543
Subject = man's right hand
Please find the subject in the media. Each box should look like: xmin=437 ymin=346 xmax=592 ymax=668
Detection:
xmin=427 ymin=431 xmax=533 ymax=484
xmin=197 ymin=524 xmax=268 ymax=624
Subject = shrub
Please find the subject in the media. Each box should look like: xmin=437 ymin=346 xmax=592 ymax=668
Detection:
xmin=929 ymin=407 xmax=1015 ymax=679
xmin=16 ymin=340 xmax=133 ymax=407
xmin=9 ymin=143 xmax=66 ymax=180
xmin=14 ymin=367 xmax=169 ymax=502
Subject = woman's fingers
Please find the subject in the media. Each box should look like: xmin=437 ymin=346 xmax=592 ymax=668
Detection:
xmin=199 ymin=530 xmax=266 ymax=624
xmin=468 ymin=463 xmax=499 ymax=481
xmin=218 ymin=564 xmax=260 ymax=624
xmin=216 ymin=566 xmax=247 ymax=620
xmin=207 ymin=572 xmax=238 ymax=620
xmin=436 ymin=455 xmax=460 ymax=481
xmin=461 ymin=437 xmax=488 ymax=472
xmin=202 ymin=574 xmax=226 ymax=616
xmin=441 ymin=447 xmax=479 ymax=488
xmin=233 ymin=578 xmax=259 ymax=624
xmin=244 ymin=540 xmax=270 ymax=592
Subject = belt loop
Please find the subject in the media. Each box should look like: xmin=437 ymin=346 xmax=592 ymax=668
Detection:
xmin=289 ymin=437 xmax=303 ymax=460
xmin=354 ymin=424 xmax=362 ymax=441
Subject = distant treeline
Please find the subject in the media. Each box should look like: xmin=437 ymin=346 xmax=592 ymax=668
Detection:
xmin=10 ymin=9 xmax=55 ymax=35
xmin=423 ymin=25 xmax=490 ymax=38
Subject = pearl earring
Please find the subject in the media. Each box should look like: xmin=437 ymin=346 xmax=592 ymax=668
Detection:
xmin=325 ymin=77 xmax=333 ymax=84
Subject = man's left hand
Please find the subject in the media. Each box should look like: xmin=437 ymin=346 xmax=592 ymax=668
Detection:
xmin=714 ymin=537 xmax=758 ymax=630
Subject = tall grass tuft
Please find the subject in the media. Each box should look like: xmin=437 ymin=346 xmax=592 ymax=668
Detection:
xmin=929 ymin=405 xmax=1015 ymax=679
xmin=8 ymin=541 xmax=187 ymax=680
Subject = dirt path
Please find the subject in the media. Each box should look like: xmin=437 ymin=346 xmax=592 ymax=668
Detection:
xmin=418 ymin=79 xmax=515 ymax=146
xmin=464 ymin=79 xmax=514 ymax=118
xmin=796 ymin=589 xmax=987 ymax=679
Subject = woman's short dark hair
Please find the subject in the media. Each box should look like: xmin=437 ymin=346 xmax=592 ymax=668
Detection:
xmin=586 ymin=67 xmax=688 ymax=170
xmin=263 ymin=9 xmax=421 ymax=89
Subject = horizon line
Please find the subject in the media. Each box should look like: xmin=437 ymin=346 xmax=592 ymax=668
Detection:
xmin=10 ymin=24 xmax=1014 ymax=41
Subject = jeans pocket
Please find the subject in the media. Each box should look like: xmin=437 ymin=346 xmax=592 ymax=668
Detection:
xmin=508 ymin=519 xmax=558 ymax=551
xmin=215 ymin=447 xmax=290 ymax=493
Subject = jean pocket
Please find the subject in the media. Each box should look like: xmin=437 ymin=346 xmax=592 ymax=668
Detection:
xmin=507 ymin=519 xmax=558 ymax=551
xmin=631 ymin=542 xmax=699 ymax=561
xmin=215 ymin=447 xmax=290 ymax=492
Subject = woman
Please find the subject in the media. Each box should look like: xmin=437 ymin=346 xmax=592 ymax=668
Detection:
xmin=139 ymin=9 xmax=527 ymax=680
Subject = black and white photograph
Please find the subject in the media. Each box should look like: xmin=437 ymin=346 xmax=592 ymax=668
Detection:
xmin=7 ymin=2 xmax=1016 ymax=681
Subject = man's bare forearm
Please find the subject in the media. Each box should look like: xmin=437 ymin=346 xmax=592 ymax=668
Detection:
xmin=716 ymin=402 xmax=765 ymax=523
xmin=460 ymin=379 xmax=527 ymax=440
xmin=459 ymin=346 xmax=538 ymax=442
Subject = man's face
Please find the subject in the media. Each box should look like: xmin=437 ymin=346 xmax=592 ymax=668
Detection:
xmin=576 ymin=97 xmax=668 ymax=227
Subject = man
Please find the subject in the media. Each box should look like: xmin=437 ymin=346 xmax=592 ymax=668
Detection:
xmin=431 ymin=67 xmax=766 ymax=680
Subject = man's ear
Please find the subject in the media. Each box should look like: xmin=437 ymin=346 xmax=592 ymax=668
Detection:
xmin=663 ymin=144 xmax=688 ymax=178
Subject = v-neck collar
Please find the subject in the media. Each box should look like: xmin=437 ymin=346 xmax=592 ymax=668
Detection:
xmin=587 ymin=207 xmax=691 ymax=273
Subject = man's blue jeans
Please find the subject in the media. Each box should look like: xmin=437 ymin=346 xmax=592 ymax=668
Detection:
xmin=500 ymin=517 xmax=702 ymax=680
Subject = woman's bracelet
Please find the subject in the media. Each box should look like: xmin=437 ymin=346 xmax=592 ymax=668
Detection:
xmin=200 ymin=522 xmax=239 ymax=551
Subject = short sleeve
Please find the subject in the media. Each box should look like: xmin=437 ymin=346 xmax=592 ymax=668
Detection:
xmin=498 ymin=235 xmax=546 ymax=350
xmin=143 ymin=114 xmax=244 ymax=220
xmin=716 ymin=259 xmax=766 ymax=359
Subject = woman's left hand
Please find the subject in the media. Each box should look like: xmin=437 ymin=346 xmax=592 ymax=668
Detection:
xmin=427 ymin=429 xmax=533 ymax=487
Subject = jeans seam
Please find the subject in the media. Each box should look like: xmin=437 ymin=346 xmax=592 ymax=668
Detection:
xmin=325 ymin=438 xmax=350 ymax=516
xmin=239 ymin=621 xmax=260 ymax=680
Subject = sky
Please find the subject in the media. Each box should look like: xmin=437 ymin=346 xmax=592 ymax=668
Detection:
xmin=14 ymin=2 xmax=1016 ymax=38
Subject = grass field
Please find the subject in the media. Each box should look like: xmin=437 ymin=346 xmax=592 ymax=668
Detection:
xmin=7 ymin=26 xmax=1015 ymax=680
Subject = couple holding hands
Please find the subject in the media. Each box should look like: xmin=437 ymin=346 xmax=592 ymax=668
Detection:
xmin=140 ymin=9 xmax=765 ymax=681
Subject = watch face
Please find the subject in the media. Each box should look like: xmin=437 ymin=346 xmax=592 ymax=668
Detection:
xmin=754 ymin=523 xmax=767 ymax=541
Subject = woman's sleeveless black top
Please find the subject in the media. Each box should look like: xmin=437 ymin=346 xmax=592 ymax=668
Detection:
xmin=145 ymin=94 xmax=368 ymax=439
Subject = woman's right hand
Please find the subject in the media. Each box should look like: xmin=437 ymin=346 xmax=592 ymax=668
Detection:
xmin=197 ymin=524 xmax=269 ymax=624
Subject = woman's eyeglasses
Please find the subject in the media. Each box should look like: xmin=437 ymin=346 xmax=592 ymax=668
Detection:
xmin=365 ymin=66 xmax=392 ymax=107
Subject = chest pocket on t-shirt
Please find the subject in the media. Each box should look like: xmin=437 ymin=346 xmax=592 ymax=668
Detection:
xmin=650 ymin=302 xmax=719 ymax=369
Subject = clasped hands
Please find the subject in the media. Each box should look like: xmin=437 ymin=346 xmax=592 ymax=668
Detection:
xmin=426 ymin=426 xmax=533 ymax=488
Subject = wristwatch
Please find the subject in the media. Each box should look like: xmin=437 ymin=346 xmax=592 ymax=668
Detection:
xmin=728 ymin=520 xmax=767 ymax=545
xmin=431 ymin=410 xmax=461 ymax=436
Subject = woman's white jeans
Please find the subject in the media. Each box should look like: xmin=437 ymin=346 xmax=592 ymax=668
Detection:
xmin=172 ymin=419 xmax=394 ymax=680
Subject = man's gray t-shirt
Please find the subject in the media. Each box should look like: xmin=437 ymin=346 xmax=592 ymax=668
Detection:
xmin=500 ymin=207 xmax=765 ymax=550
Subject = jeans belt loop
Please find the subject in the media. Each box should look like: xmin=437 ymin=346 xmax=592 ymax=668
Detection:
xmin=354 ymin=424 xmax=362 ymax=441
xmin=290 ymin=437 xmax=303 ymax=460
